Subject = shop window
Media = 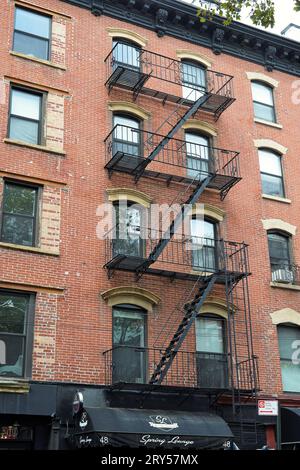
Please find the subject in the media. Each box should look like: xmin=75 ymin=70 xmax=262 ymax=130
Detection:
xmin=278 ymin=325 xmax=300 ymax=392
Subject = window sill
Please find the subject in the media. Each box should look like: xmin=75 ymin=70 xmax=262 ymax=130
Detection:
xmin=0 ymin=241 xmax=59 ymax=256
xmin=254 ymin=118 xmax=283 ymax=129
xmin=262 ymin=194 xmax=291 ymax=204
xmin=0 ymin=378 xmax=30 ymax=394
xmin=270 ymin=282 xmax=300 ymax=291
xmin=10 ymin=51 xmax=66 ymax=70
xmin=4 ymin=138 xmax=66 ymax=156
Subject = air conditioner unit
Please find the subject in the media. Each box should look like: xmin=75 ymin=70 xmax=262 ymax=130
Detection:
xmin=272 ymin=267 xmax=294 ymax=284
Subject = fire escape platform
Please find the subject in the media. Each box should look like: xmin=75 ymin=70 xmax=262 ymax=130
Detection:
xmin=105 ymin=151 xmax=241 ymax=195
xmin=106 ymin=66 xmax=235 ymax=118
xmin=104 ymin=253 xmax=248 ymax=284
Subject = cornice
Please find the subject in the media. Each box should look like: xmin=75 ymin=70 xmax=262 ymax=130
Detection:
xmin=60 ymin=0 xmax=300 ymax=77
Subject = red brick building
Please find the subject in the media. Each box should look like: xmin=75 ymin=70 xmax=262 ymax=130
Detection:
xmin=0 ymin=0 xmax=300 ymax=450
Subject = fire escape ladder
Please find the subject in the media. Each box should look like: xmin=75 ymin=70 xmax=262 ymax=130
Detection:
xmin=136 ymin=174 xmax=214 ymax=277
xmin=149 ymin=275 xmax=218 ymax=385
xmin=224 ymin=250 xmax=259 ymax=446
xmin=134 ymin=92 xmax=211 ymax=181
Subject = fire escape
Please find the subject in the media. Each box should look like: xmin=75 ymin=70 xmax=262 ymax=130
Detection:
xmin=103 ymin=43 xmax=259 ymax=446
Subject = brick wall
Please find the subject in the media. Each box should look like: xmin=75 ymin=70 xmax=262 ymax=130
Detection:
xmin=0 ymin=0 xmax=300 ymax=399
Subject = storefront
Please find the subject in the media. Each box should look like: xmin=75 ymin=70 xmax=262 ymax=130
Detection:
xmin=281 ymin=407 xmax=300 ymax=450
xmin=71 ymin=404 xmax=233 ymax=449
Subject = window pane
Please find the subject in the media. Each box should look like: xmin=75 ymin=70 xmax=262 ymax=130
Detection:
xmin=15 ymin=8 xmax=51 ymax=39
xmin=11 ymin=89 xmax=41 ymax=120
xmin=253 ymin=102 xmax=275 ymax=122
xmin=113 ymin=309 xmax=145 ymax=346
xmin=0 ymin=335 xmax=24 ymax=377
xmin=14 ymin=31 xmax=49 ymax=60
xmin=113 ymin=42 xmax=140 ymax=69
xmin=0 ymin=293 xmax=28 ymax=334
xmin=261 ymin=174 xmax=284 ymax=197
xmin=9 ymin=117 xmax=39 ymax=144
xmin=259 ymin=150 xmax=282 ymax=176
xmin=185 ymin=133 xmax=209 ymax=158
xmin=182 ymin=62 xmax=206 ymax=88
xmin=280 ymin=360 xmax=300 ymax=392
xmin=4 ymin=184 xmax=37 ymax=216
xmin=268 ymin=233 xmax=290 ymax=263
xmin=278 ymin=326 xmax=300 ymax=359
xmin=191 ymin=219 xmax=215 ymax=240
xmin=113 ymin=116 xmax=139 ymax=144
xmin=196 ymin=317 xmax=224 ymax=353
xmin=252 ymin=82 xmax=274 ymax=106
xmin=1 ymin=214 xmax=34 ymax=246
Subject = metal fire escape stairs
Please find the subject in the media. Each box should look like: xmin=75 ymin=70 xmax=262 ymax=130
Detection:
xmin=106 ymin=60 xmax=258 ymax=445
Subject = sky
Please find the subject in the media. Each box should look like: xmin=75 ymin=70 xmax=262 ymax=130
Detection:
xmin=180 ymin=0 xmax=300 ymax=40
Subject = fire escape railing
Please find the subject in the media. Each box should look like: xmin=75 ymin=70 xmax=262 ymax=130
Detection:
xmin=104 ymin=229 xmax=250 ymax=281
xmin=104 ymin=125 xmax=241 ymax=197
xmin=104 ymin=43 xmax=235 ymax=120
xmin=103 ymin=345 xmax=259 ymax=392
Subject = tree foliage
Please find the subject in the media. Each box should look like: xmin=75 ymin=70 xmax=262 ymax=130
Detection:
xmin=192 ymin=0 xmax=300 ymax=28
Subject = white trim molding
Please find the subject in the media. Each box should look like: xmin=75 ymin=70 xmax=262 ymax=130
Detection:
xmin=182 ymin=120 xmax=217 ymax=137
xmin=106 ymin=28 xmax=147 ymax=47
xmin=108 ymin=101 xmax=151 ymax=120
xmin=101 ymin=286 xmax=160 ymax=313
xmin=270 ymin=308 xmax=300 ymax=326
xmin=176 ymin=49 xmax=212 ymax=68
xmin=254 ymin=139 xmax=287 ymax=155
xmin=246 ymin=72 xmax=279 ymax=88
xmin=262 ymin=219 xmax=296 ymax=236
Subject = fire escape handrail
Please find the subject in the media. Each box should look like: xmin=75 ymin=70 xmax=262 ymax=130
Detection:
xmin=104 ymin=43 xmax=235 ymax=97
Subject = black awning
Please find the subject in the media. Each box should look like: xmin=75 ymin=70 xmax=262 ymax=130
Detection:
xmin=281 ymin=407 xmax=300 ymax=445
xmin=72 ymin=407 xmax=233 ymax=449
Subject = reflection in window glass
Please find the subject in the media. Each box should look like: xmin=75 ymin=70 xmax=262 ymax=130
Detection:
xmin=14 ymin=7 xmax=51 ymax=60
xmin=0 ymin=292 xmax=29 ymax=378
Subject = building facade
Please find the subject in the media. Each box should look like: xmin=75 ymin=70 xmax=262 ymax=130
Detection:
xmin=0 ymin=0 xmax=300 ymax=450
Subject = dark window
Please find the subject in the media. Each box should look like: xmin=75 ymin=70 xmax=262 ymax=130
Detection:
xmin=251 ymin=81 xmax=276 ymax=122
xmin=13 ymin=7 xmax=51 ymax=61
xmin=9 ymin=87 xmax=43 ymax=145
xmin=268 ymin=232 xmax=293 ymax=283
xmin=112 ymin=39 xmax=141 ymax=71
xmin=112 ymin=114 xmax=141 ymax=157
xmin=182 ymin=60 xmax=206 ymax=101
xmin=113 ymin=202 xmax=145 ymax=258
xmin=190 ymin=218 xmax=217 ymax=272
xmin=259 ymin=149 xmax=284 ymax=197
xmin=196 ymin=316 xmax=228 ymax=388
xmin=0 ymin=291 xmax=35 ymax=378
xmin=185 ymin=131 xmax=211 ymax=180
xmin=278 ymin=325 xmax=300 ymax=392
xmin=112 ymin=305 xmax=147 ymax=384
xmin=0 ymin=181 xmax=39 ymax=247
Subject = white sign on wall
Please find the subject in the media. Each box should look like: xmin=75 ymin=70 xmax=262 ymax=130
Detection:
xmin=258 ymin=400 xmax=279 ymax=416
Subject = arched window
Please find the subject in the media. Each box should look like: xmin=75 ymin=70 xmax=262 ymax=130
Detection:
xmin=259 ymin=148 xmax=284 ymax=197
xmin=251 ymin=81 xmax=276 ymax=122
xmin=112 ymin=304 xmax=147 ymax=384
xmin=112 ymin=114 xmax=141 ymax=158
xmin=181 ymin=60 xmax=206 ymax=101
xmin=113 ymin=200 xmax=146 ymax=258
xmin=268 ymin=231 xmax=293 ymax=283
xmin=112 ymin=39 xmax=141 ymax=71
xmin=195 ymin=315 xmax=228 ymax=388
xmin=190 ymin=217 xmax=217 ymax=272
xmin=277 ymin=324 xmax=300 ymax=392
xmin=185 ymin=131 xmax=211 ymax=180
